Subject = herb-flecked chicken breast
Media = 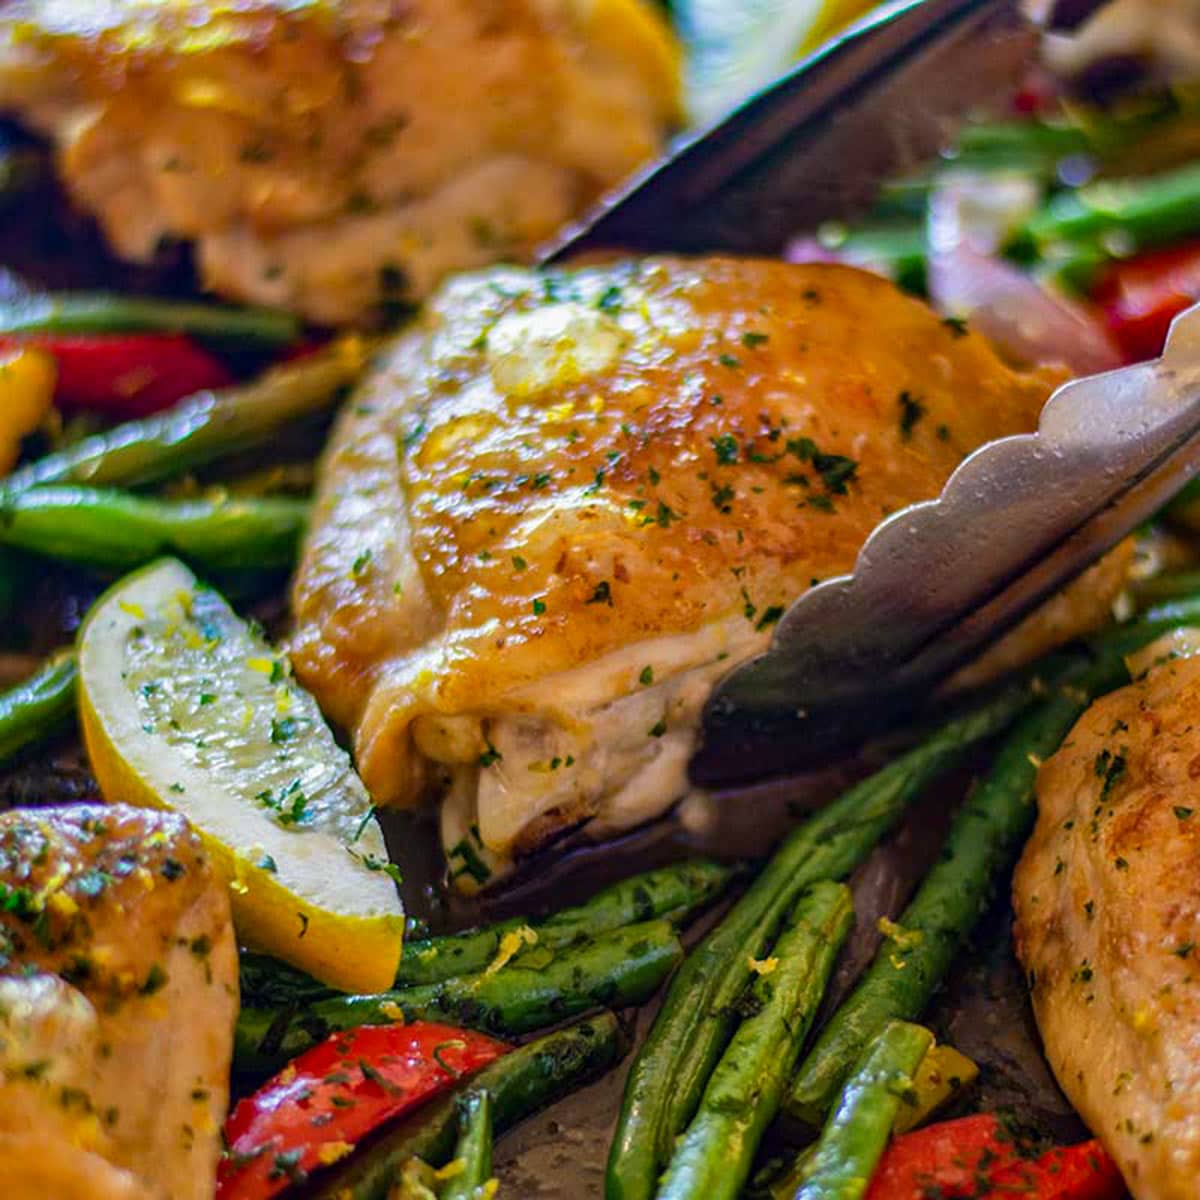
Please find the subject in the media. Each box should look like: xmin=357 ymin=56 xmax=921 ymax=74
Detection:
xmin=1014 ymin=633 xmax=1200 ymax=1200
xmin=0 ymin=0 xmax=680 ymax=325
xmin=0 ymin=804 xmax=237 ymax=1200
xmin=289 ymin=256 xmax=1132 ymax=888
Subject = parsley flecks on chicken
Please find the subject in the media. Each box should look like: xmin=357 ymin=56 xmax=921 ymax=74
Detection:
xmin=1014 ymin=637 xmax=1200 ymax=1200
xmin=0 ymin=0 xmax=680 ymax=325
xmin=0 ymin=805 xmax=237 ymax=1200
xmin=288 ymin=257 xmax=1123 ymax=889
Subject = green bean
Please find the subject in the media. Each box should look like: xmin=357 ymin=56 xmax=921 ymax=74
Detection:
xmin=794 ymin=1022 xmax=935 ymax=1200
xmin=1025 ymin=160 xmax=1200 ymax=250
xmin=786 ymin=604 xmax=1200 ymax=1126
xmin=441 ymin=1091 xmax=495 ymax=1200
xmin=236 ymin=919 xmax=679 ymax=1073
xmin=818 ymin=224 xmax=926 ymax=293
xmin=0 ymin=292 xmax=300 ymax=348
xmin=0 ymin=650 xmax=76 ymax=765
xmin=3 ymin=340 xmax=364 ymax=496
xmin=307 ymin=1014 xmax=622 ymax=1200
xmin=604 ymin=677 xmax=1036 ymax=1200
xmin=396 ymin=859 xmax=735 ymax=987
xmin=1128 ymin=568 xmax=1200 ymax=607
xmin=0 ymin=487 xmax=307 ymax=573
xmin=656 ymin=882 xmax=853 ymax=1200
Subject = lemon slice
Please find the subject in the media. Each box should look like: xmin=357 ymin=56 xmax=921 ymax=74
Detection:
xmin=576 ymin=0 xmax=685 ymax=125
xmin=680 ymin=0 xmax=881 ymax=126
xmin=78 ymin=558 xmax=403 ymax=993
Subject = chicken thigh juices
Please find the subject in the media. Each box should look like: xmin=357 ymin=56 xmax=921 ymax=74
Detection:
xmin=288 ymin=257 xmax=1108 ymax=886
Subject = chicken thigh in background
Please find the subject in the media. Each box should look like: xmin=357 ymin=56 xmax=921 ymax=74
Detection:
xmin=0 ymin=0 xmax=680 ymax=325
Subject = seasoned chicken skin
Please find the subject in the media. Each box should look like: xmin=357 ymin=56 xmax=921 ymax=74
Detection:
xmin=290 ymin=257 xmax=1108 ymax=885
xmin=0 ymin=804 xmax=238 ymax=1200
xmin=1014 ymin=638 xmax=1200 ymax=1200
xmin=0 ymin=0 xmax=679 ymax=325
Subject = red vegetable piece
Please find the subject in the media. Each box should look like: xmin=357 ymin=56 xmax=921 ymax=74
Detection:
xmin=0 ymin=333 xmax=233 ymax=416
xmin=864 ymin=1114 xmax=1026 ymax=1200
xmin=1092 ymin=239 xmax=1200 ymax=363
xmin=988 ymin=1140 xmax=1127 ymax=1199
xmin=865 ymin=1115 xmax=1129 ymax=1200
xmin=217 ymin=1021 xmax=509 ymax=1200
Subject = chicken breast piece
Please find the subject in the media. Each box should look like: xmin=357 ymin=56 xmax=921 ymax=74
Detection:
xmin=0 ymin=0 xmax=679 ymax=325
xmin=0 ymin=804 xmax=238 ymax=1200
xmin=289 ymin=256 xmax=1129 ymax=887
xmin=1014 ymin=638 xmax=1200 ymax=1200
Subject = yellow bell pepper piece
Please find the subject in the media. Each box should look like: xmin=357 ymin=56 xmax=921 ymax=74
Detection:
xmin=0 ymin=348 xmax=56 ymax=475
xmin=893 ymin=1043 xmax=980 ymax=1134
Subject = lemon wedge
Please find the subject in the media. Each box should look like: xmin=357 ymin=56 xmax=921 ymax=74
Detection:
xmin=78 ymin=557 xmax=403 ymax=993
xmin=680 ymin=0 xmax=881 ymax=126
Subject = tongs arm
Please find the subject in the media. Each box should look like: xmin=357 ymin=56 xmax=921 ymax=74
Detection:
xmin=692 ymin=304 xmax=1200 ymax=788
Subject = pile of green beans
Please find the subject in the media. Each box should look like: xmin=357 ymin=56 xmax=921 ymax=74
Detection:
xmin=655 ymin=882 xmax=853 ymax=1200
xmin=240 ymin=858 xmax=736 ymax=1009
xmin=237 ymin=918 xmax=682 ymax=1074
xmin=607 ymin=595 xmax=1200 ymax=1200
xmin=787 ymin=595 xmax=1200 ymax=1126
xmin=605 ymin=675 xmax=1036 ymax=1200
xmin=828 ymin=102 xmax=1200 ymax=292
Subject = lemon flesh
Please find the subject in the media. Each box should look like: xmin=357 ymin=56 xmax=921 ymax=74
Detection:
xmin=79 ymin=558 xmax=403 ymax=993
xmin=680 ymin=0 xmax=881 ymax=126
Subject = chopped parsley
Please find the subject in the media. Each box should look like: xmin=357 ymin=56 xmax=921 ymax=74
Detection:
xmin=711 ymin=435 xmax=740 ymax=465
xmin=898 ymin=391 xmax=926 ymax=440
xmin=587 ymin=581 xmax=613 ymax=606
xmin=786 ymin=437 xmax=858 ymax=494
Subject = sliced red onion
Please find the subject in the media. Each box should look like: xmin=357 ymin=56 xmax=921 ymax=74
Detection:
xmin=928 ymin=177 xmax=1122 ymax=375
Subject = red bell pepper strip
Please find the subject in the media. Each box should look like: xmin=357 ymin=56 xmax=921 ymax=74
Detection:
xmin=0 ymin=333 xmax=233 ymax=417
xmin=989 ymin=1141 xmax=1127 ymax=1199
xmin=1092 ymin=239 xmax=1200 ymax=363
xmin=864 ymin=1115 xmax=1127 ymax=1200
xmin=864 ymin=1114 xmax=1023 ymax=1199
xmin=217 ymin=1021 xmax=509 ymax=1200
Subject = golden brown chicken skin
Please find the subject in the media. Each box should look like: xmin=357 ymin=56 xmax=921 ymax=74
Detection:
xmin=0 ymin=804 xmax=238 ymax=1200
xmin=290 ymin=257 xmax=1090 ymax=884
xmin=0 ymin=0 xmax=679 ymax=324
xmin=1014 ymin=638 xmax=1200 ymax=1200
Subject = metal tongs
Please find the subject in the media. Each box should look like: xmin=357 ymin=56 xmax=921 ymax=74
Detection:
xmin=544 ymin=0 xmax=1200 ymax=788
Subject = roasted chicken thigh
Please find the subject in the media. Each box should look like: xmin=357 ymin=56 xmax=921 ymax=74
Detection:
xmin=0 ymin=0 xmax=679 ymax=324
xmin=289 ymin=256 xmax=1125 ymax=887
xmin=1015 ymin=635 xmax=1200 ymax=1200
xmin=0 ymin=804 xmax=238 ymax=1200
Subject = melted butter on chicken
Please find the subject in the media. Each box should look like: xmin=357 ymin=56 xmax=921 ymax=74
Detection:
xmin=0 ymin=804 xmax=237 ymax=1200
xmin=288 ymin=257 xmax=1132 ymax=887
xmin=0 ymin=0 xmax=679 ymax=325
